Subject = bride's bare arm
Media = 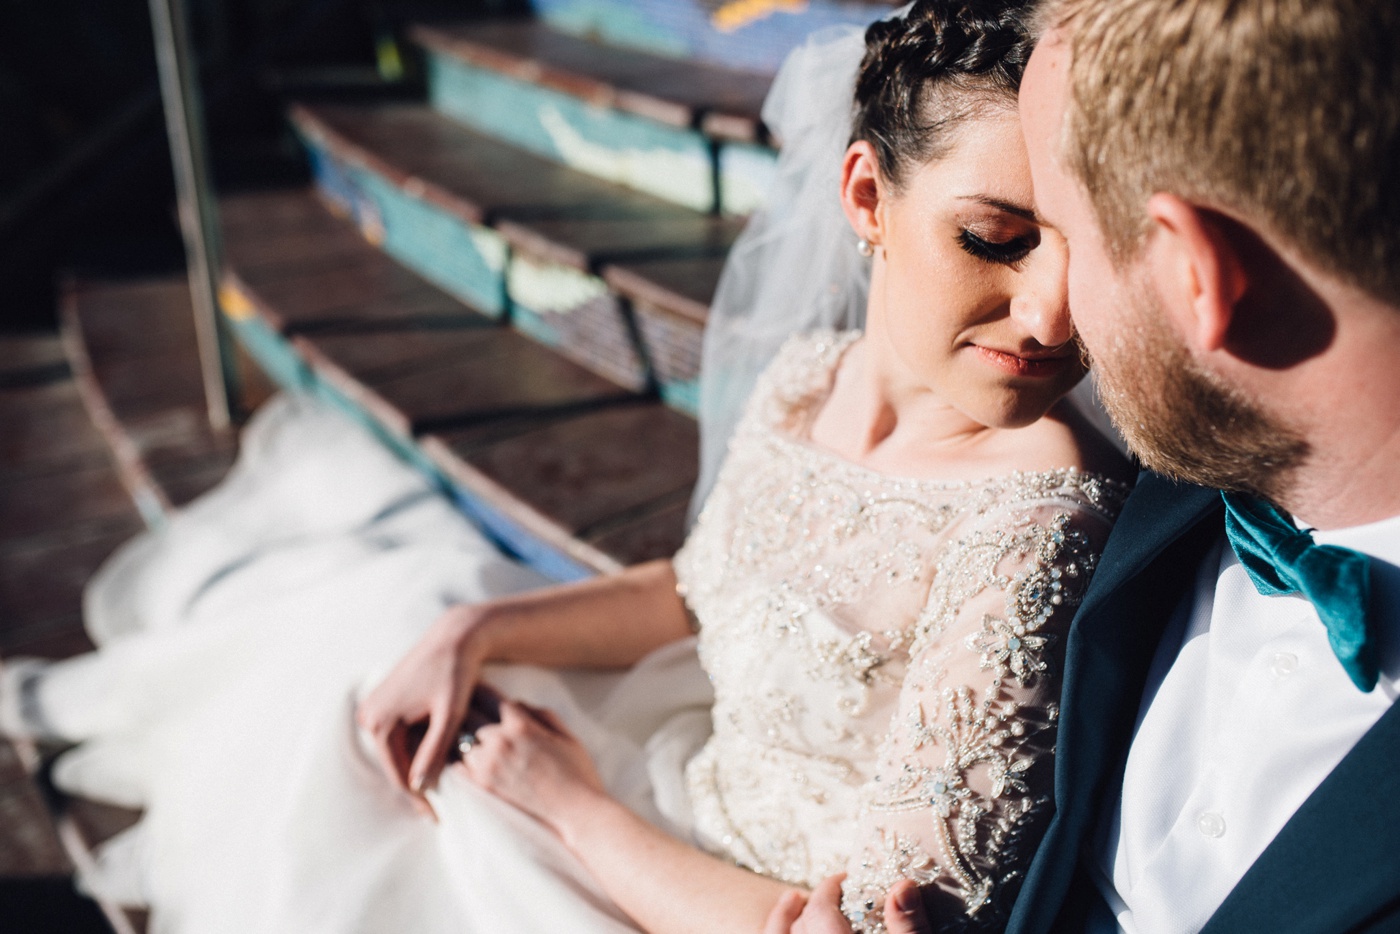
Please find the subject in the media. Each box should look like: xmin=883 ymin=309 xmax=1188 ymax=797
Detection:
xmin=466 ymin=699 xmax=795 ymax=934
xmin=357 ymin=558 xmax=693 ymax=804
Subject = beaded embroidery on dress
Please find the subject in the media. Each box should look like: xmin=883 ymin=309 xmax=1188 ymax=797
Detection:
xmin=673 ymin=331 xmax=1128 ymax=932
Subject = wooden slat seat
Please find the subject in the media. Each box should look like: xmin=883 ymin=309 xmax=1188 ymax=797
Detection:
xmin=409 ymin=19 xmax=771 ymax=143
xmin=290 ymin=103 xmax=741 ymax=273
xmin=432 ymin=400 xmax=697 ymax=540
xmin=219 ymin=187 xmax=696 ymax=573
xmin=604 ymin=255 xmax=722 ymax=327
xmin=294 ymin=328 xmax=632 ymax=439
xmin=288 ymin=102 xmax=735 ymax=403
xmin=0 ymin=331 xmax=148 ymax=934
xmin=62 ymin=279 xmax=241 ymax=517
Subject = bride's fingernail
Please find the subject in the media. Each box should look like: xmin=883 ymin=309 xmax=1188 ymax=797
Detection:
xmin=410 ymin=772 xmax=423 ymax=792
xmin=894 ymin=884 xmax=919 ymax=915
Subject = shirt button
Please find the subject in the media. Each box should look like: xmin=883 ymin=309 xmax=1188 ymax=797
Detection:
xmin=1196 ymin=811 xmax=1227 ymax=839
xmin=1271 ymin=652 xmax=1299 ymax=677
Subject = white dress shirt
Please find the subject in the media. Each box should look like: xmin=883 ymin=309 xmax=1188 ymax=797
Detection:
xmin=1092 ymin=511 xmax=1400 ymax=934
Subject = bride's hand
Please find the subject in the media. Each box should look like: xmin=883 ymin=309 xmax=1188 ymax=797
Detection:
xmin=461 ymin=699 xmax=605 ymax=831
xmin=356 ymin=603 xmax=494 ymax=813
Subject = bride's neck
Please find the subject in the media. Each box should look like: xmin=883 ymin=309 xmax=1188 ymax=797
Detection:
xmin=810 ymin=335 xmax=992 ymax=466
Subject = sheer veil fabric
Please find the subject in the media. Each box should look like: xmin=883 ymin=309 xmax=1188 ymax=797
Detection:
xmin=694 ymin=20 xmax=876 ymax=516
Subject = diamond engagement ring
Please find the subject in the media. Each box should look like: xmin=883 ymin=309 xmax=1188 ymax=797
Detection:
xmin=456 ymin=729 xmax=478 ymax=758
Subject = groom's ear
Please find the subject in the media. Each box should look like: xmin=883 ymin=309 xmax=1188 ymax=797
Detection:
xmin=840 ymin=141 xmax=885 ymax=245
xmin=1143 ymin=193 xmax=1250 ymax=354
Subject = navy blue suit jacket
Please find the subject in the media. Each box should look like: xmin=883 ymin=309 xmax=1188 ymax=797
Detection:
xmin=1004 ymin=472 xmax=1400 ymax=934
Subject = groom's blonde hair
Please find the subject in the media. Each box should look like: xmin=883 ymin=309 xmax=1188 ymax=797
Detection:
xmin=1037 ymin=0 xmax=1400 ymax=305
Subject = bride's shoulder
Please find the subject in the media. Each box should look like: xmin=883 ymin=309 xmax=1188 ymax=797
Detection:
xmin=978 ymin=399 xmax=1133 ymax=485
xmin=747 ymin=329 xmax=861 ymax=428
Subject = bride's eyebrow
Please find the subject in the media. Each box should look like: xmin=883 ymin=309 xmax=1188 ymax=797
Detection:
xmin=956 ymin=195 xmax=1041 ymax=223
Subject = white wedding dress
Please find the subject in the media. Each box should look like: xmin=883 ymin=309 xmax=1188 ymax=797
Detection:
xmin=3 ymin=331 xmax=1127 ymax=934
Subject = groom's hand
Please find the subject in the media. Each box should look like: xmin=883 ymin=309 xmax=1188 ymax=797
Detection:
xmin=762 ymin=875 xmax=931 ymax=934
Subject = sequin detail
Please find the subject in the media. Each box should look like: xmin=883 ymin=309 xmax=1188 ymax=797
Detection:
xmin=672 ymin=332 xmax=1126 ymax=931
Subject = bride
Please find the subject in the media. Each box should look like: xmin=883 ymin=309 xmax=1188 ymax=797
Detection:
xmin=2 ymin=1 xmax=1130 ymax=931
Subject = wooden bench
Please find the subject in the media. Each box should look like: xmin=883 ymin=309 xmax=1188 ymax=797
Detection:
xmin=0 ymin=331 xmax=153 ymax=934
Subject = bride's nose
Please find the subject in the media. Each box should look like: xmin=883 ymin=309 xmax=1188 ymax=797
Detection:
xmin=1009 ymin=247 xmax=1072 ymax=349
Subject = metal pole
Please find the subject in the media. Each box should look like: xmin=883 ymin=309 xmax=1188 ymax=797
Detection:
xmin=149 ymin=0 xmax=234 ymax=430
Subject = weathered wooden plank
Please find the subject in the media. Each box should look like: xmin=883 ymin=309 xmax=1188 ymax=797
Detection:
xmin=1 ymin=626 xmax=96 ymax=662
xmin=435 ymin=401 xmax=698 ymax=539
xmin=583 ymin=495 xmax=690 ymax=566
xmin=0 ymin=334 xmax=66 ymax=377
xmin=531 ymin=0 xmax=894 ymax=74
xmin=0 ymin=759 xmax=71 ymax=876
xmin=498 ymin=215 xmax=737 ymax=275
xmin=604 ymin=255 xmax=722 ymax=414
xmin=0 ymin=518 xmax=137 ymax=642
xmin=297 ymin=326 xmax=630 ymax=438
xmin=0 ymin=381 xmax=113 ymax=475
xmin=294 ymin=103 xmax=739 ymax=270
xmin=410 ymin=20 xmax=770 ymax=141
xmin=0 ymin=461 xmax=142 ymax=544
xmin=603 ymin=255 xmax=722 ymax=325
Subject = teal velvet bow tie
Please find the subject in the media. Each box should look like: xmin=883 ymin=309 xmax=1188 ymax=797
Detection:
xmin=1222 ymin=492 xmax=1377 ymax=691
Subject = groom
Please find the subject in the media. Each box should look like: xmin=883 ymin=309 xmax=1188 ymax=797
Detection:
xmin=776 ymin=0 xmax=1400 ymax=930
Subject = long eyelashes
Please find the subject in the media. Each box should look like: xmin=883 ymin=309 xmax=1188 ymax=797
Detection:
xmin=957 ymin=230 xmax=1036 ymax=268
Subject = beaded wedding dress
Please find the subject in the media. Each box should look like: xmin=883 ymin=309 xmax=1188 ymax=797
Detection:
xmin=2 ymin=331 xmax=1125 ymax=933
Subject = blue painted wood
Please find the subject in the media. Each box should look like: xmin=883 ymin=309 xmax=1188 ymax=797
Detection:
xmin=425 ymin=53 xmax=717 ymax=212
xmin=505 ymin=255 xmax=649 ymax=392
xmin=532 ymin=0 xmax=892 ymax=73
xmin=220 ymin=305 xmax=595 ymax=584
xmin=447 ymin=487 xmax=596 ymax=583
xmin=299 ymin=141 xmax=510 ymax=318
xmin=718 ymin=141 xmax=778 ymax=215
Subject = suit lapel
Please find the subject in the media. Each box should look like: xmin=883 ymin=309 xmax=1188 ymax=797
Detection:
xmin=1008 ymin=473 xmax=1222 ymax=934
xmin=1200 ymin=696 xmax=1400 ymax=934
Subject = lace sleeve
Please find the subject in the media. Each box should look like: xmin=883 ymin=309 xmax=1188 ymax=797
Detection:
xmin=840 ymin=497 xmax=1113 ymax=933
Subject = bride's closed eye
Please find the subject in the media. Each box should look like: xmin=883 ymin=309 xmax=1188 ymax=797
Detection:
xmin=957 ymin=229 xmax=1037 ymax=268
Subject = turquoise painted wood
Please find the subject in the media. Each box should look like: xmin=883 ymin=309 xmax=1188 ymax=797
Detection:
xmin=506 ymin=255 xmax=650 ymax=392
xmin=293 ymin=120 xmax=697 ymax=410
xmin=220 ymin=305 xmax=596 ymax=583
xmin=659 ymin=377 xmax=700 ymax=414
xmin=718 ymin=141 xmax=778 ymax=216
xmin=425 ymin=52 xmax=717 ymax=213
xmin=532 ymin=0 xmax=892 ymax=73
xmin=299 ymin=143 xmax=510 ymax=318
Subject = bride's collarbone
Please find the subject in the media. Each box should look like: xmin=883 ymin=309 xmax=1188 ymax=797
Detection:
xmin=808 ymin=410 xmax=1099 ymax=485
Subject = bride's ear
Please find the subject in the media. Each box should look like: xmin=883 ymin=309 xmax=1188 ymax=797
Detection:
xmin=840 ymin=141 xmax=885 ymax=247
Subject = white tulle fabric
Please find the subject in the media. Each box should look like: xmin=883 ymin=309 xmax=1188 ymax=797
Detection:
xmin=693 ymin=21 xmax=875 ymax=517
xmin=10 ymin=395 xmax=715 ymax=934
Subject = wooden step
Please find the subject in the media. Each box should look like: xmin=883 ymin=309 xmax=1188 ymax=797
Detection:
xmin=410 ymin=19 xmax=770 ymax=142
xmin=61 ymin=278 xmax=247 ymax=523
xmin=411 ymin=18 xmax=776 ymax=214
xmin=218 ymin=187 xmax=696 ymax=579
xmin=0 ymin=330 xmax=148 ymax=934
xmin=531 ymin=0 xmax=897 ymax=74
xmin=603 ymin=255 xmax=720 ymax=412
xmin=289 ymin=102 xmax=733 ymax=406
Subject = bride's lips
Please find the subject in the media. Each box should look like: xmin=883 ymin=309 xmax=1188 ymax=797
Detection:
xmin=973 ymin=345 xmax=1075 ymax=378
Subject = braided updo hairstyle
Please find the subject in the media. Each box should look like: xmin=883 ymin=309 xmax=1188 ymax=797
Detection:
xmin=853 ymin=0 xmax=1035 ymax=190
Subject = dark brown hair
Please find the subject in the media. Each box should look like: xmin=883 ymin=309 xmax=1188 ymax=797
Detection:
xmin=851 ymin=0 xmax=1035 ymax=190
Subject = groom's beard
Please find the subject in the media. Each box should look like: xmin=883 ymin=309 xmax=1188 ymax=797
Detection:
xmin=1086 ymin=282 xmax=1309 ymax=504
